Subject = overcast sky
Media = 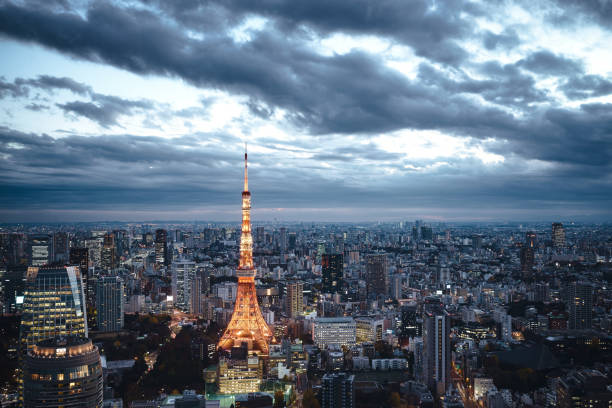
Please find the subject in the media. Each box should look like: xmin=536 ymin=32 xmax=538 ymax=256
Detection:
xmin=1 ymin=0 xmax=611 ymax=222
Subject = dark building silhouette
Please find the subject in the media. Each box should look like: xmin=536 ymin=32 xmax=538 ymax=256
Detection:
xmin=100 ymin=233 xmax=117 ymax=271
xmin=366 ymin=254 xmax=388 ymax=299
xmin=322 ymin=372 xmax=354 ymax=408
xmin=1 ymin=264 xmax=27 ymax=315
xmin=567 ymin=282 xmax=593 ymax=330
xmin=322 ymin=254 xmax=343 ymax=294
xmin=69 ymin=247 xmax=91 ymax=305
xmin=155 ymin=228 xmax=169 ymax=267
xmin=552 ymin=222 xmax=565 ymax=250
xmin=23 ymin=336 xmax=103 ymax=408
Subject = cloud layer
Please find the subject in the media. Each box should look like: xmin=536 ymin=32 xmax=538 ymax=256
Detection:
xmin=0 ymin=0 xmax=611 ymax=221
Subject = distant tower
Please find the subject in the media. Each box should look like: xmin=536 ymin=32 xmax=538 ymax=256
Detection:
xmin=218 ymin=148 xmax=273 ymax=354
xmin=552 ymin=223 xmax=565 ymax=250
xmin=322 ymin=254 xmax=343 ymax=294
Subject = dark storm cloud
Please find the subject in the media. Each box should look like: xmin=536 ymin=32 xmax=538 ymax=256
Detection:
xmin=1 ymin=126 xmax=610 ymax=221
xmin=57 ymin=94 xmax=153 ymax=127
xmin=516 ymin=50 xmax=583 ymax=76
xmin=561 ymin=75 xmax=612 ymax=99
xmin=482 ymin=28 xmax=520 ymax=50
xmin=0 ymin=1 xmax=515 ymax=136
xmin=418 ymin=62 xmax=547 ymax=107
xmin=551 ymin=0 xmax=612 ymax=26
xmin=153 ymin=0 xmax=479 ymax=65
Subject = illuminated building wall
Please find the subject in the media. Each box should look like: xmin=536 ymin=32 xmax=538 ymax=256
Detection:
xmin=20 ymin=266 xmax=88 ymax=354
xmin=313 ymin=317 xmax=356 ymax=349
xmin=23 ymin=336 xmax=103 ymax=408
xmin=217 ymin=356 xmax=262 ymax=394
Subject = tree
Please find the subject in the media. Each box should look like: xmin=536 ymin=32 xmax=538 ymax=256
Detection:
xmin=273 ymin=390 xmax=285 ymax=408
xmin=389 ymin=392 xmax=402 ymax=408
xmin=302 ymin=389 xmax=320 ymax=408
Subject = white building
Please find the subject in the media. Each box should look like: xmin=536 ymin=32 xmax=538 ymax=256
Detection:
xmin=171 ymin=260 xmax=195 ymax=312
xmin=371 ymin=359 xmax=407 ymax=371
xmin=312 ymin=317 xmax=356 ymax=349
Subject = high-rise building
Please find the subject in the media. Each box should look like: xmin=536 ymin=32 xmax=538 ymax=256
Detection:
xmin=27 ymin=234 xmax=51 ymax=267
xmin=288 ymin=232 xmax=297 ymax=250
xmin=172 ymin=259 xmax=196 ymax=313
xmin=313 ymin=317 xmax=356 ymax=349
xmin=23 ymin=336 xmax=103 ymax=408
xmin=322 ymin=254 xmax=343 ymax=294
xmin=521 ymin=231 xmax=536 ymax=276
xmin=190 ymin=274 xmax=203 ymax=315
xmin=279 ymin=227 xmax=287 ymax=252
xmin=255 ymin=226 xmax=265 ymax=245
xmin=52 ymin=232 xmax=69 ymax=263
xmin=423 ymin=307 xmax=451 ymax=395
xmin=69 ymin=247 xmax=91 ymax=305
xmin=96 ymin=276 xmax=124 ymax=332
xmin=100 ymin=233 xmax=117 ymax=271
xmin=552 ymin=222 xmax=565 ymax=250
xmin=20 ymin=266 xmax=88 ymax=354
xmin=218 ymin=149 xmax=272 ymax=354
xmin=321 ymin=372 xmax=355 ymax=408
xmin=400 ymin=304 xmax=422 ymax=338
xmin=285 ymin=281 xmax=303 ymax=318
xmin=420 ymin=226 xmax=433 ymax=241
xmin=155 ymin=229 xmax=169 ymax=267
xmin=567 ymin=282 xmax=593 ymax=330
xmin=1 ymin=265 xmax=27 ymax=315
xmin=391 ymin=274 xmax=402 ymax=300
xmin=0 ymin=232 xmax=26 ymax=267
xmin=366 ymin=254 xmax=388 ymax=299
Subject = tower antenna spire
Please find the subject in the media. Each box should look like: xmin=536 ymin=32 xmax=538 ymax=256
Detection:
xmin=244 ymin=142 xmax=248 ymax=192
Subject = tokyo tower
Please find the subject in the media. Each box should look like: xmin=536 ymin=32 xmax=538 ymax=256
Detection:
xmin=218 ymin=147 xmax=273 ymax=354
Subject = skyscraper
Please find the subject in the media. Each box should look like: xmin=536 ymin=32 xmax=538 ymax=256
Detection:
xmin=23 ymin=336 xmax=103 ymax=408
xmin=52 ymin=232 xmax=69 ymax=263
xmin=96 ymin=276 xmax=124 ymax=332
xmin=322 ymin=254 xmax=343 ymax=294
xmin=20 ymin=266 xmax=88 ymax=353
xmin=552 ymin=222 xmax=565 ymax=250
xmin=218 ymin=149 xmax=273 ymax=354
xmin=279 ymin=227 xmax=287 ymax=252
xmin=423 ymin=306 xmax=451 ymax=395
xmin=366 ymin=253 xmax=388 ymax=299
xmin=172 ymin=259 xmax=196 ymax=313
xmin=285 ymin=281 xmax=303 ymax=318
xmin=567 ymin=282 xmax=593 ymax=330
xmin=69 ymin=247 xmax=91 ymax=305
xmin=190 ymin=274 xmax=203 ymax=315
xmin=100 ymin=233 xmax=117 ymax=271
xmin=27 ymin=234 xmax=50 ymax=267
xmin=155 ymin=228 xmax=169 ymax=267
xmin=1 ymin=265 xmax=27 ymax=315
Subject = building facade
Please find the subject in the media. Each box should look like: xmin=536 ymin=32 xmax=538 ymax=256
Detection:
xmin=96 ymin=276 xmax=124 ymax=332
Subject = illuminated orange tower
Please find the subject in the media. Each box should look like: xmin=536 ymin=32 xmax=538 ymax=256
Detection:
xmin=218 ymin=147 xmax=273 ymax=354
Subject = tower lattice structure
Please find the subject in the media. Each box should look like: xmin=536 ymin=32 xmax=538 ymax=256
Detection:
xmin=218 ymin=148 xmax=273 ymax=354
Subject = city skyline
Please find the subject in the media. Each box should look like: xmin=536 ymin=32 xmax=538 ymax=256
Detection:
xmin=1 ymin=1 xmax=612 ymax=222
